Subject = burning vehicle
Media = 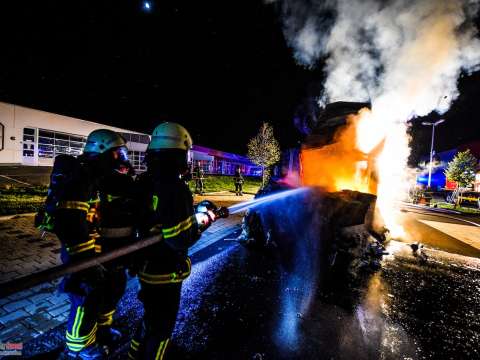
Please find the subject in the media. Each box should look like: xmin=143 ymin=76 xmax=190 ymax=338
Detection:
xmin=239 ymin=101 xmax=389 ymax=285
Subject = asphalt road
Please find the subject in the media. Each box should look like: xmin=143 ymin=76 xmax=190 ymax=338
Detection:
xmin=398 ymin=204 xmax=480 ymax=258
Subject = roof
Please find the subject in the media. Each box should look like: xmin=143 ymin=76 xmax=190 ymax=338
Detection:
xmin=192 ymin=145 xmax=254 ymax=164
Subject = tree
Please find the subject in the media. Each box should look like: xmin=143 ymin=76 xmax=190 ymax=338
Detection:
xmin=444 ymin=149 xmax=478 ymax=207
xmin=247 ymin=122 xmax=281 ymax=187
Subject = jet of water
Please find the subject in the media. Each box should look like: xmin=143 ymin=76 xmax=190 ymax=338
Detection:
xmin=228 ymin=187 xmax=308 ymax=214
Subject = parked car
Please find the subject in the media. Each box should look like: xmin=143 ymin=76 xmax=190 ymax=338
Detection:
xmin=458 ymin=191 xmax=480 ymax=208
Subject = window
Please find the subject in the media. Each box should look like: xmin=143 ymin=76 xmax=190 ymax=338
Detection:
xmin=117 ymin=132 xmax=150 ymax=144
xmin=38 ymin=129 xmax=87 ymax=158
xmin=128 ymin=150 xmax=147 ymax=172
xmin=23 ymin=128 xmax=36 ymax=157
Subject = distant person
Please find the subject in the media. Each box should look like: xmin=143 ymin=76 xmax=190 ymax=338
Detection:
xmin=181 ymin=164 xmax=193 ymax=187
xmin=193 ymin=162 xmax=205 ymax=195
xmin=233 ymin=166 xmax=244 ymax=196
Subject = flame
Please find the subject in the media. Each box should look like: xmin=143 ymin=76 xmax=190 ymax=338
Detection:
xmin=301 ymin=109 xmax=379 ymax=195
xmin=301 ymin=106 xmax=408 ymax=238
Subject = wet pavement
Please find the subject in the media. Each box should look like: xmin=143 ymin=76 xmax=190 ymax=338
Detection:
xmin=398 ymin=204 xmax=480 ymax=257
xmin=24 ymin=236 xmax=480 ymax=359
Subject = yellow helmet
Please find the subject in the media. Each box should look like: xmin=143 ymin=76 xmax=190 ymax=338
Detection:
xmin=147 ymin=122 xmax=193 ymax=152
xmin=84 ymin=129 xmax=127 ymax=154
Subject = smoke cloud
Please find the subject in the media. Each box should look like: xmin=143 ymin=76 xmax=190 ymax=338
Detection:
xmin=277 ymin=0 xmax=480 ymax=114
xmin=274 ymin=0 xmax=480 ymax=237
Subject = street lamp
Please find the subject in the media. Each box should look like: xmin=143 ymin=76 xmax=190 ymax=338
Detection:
xmin=422 ymin=119 xmax=445 ymax=188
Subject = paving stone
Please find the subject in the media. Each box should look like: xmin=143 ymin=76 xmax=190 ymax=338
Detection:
xmin=25 ymin=300 xmax=53 ymax=315
xmin=54 ymin=312 xmax=69 ymax=323
xmin=16 ymin=233 xmax=31 ymax=239
xmin=48 ymin=304 xmax=70 ymax=317
xmin=0 ymin=309 xmax=29 ymax=325
xmin=6 ymin=289 xmax=34 ymax=302
xmin=0 ymin=298 xmax=11 ymax=306
xmin=49 ymin=293 xmax=68 ymax=306
xmin=28 ymin=292 xmax=53 ymax=304
xmin=39 ymin=243 xmax=56 ymax=249
xmin=3 ymin=299 xmax=32 ymax=312
xmin=0 ymin=322 xmax=29 ymax=342
xmin=30 ymin=282 xmax=58 ymax=293
xmin=23 ymin=314 xmax=63 ymax=335
xmin=0 ymin=271 xmax=20 ymax=282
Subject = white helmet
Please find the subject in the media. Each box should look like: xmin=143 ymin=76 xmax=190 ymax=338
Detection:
xmin=84 ymin=129 xmax=127 ymax=154
xmin=147 ymin=122 xmax=193 ymax=152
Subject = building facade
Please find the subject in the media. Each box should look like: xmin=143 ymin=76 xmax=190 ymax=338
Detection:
xmin=190 ymin=145 xmax=262 ymax=176
xmin=0 ymin=102 xmax=261 ymax=176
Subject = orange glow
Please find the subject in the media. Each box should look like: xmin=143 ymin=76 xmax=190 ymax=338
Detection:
xmin=300 ymin=109 xmax=380 ymax=195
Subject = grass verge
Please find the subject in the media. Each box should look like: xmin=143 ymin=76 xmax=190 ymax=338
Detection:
xmin=189 ymin=175 xmax=262 ymax=194
xmin=0 ymin=186 xmax=48 ymax=216
xmin=0 ymin=176 xmax=263 ymax=216
xmin=434 ymin=202 xmax=480 ymax=214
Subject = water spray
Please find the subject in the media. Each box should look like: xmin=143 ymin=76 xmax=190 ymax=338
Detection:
xmin=228 ymin=187 xmax=308 ymax=214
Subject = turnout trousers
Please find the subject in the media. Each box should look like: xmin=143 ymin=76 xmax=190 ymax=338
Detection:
xmin=128 ymin=258 xmax=191 ymax=360
xmin=235 ymin=182 xmax=243 ymax=195
xmin=63 ymin=262 xmax=127 ymax=353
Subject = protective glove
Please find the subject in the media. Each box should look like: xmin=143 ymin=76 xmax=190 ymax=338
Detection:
xmin=195 ymin=211 xmax=215 ymax=233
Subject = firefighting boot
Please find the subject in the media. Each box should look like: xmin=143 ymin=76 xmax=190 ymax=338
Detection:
xmin=96 ymin=326 xmax=122 ymax=354
xmin=64 ymin=344 xmax=106 ymax=360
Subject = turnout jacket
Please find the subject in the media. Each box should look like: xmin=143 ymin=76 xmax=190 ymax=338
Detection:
xmin=50 ymin=155 xmax=135 ymax=263
xmin=136 ymin=172 xmax=200 ymax=280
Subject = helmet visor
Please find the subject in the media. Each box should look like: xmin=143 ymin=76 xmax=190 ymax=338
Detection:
xmin=113 ymin=146 xmax=129 ymax=162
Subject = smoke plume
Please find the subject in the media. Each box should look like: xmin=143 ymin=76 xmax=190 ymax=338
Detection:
xmin=278 ymin=0 xmax=480 ymax=113
xmin=274 ymin=0 xmax=480 ymax=237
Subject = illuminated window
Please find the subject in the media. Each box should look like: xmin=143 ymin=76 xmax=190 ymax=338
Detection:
xmin=128 ymin=150 xmax=147 ymax=172
xmin=23 ymin=128 xmax=35 ymax=157
xmin=38 ymin=129 xmax=86 ymax=158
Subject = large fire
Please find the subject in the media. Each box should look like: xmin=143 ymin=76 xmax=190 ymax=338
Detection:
xmin=301 ymin=108 xmax=380 ymax=195
xmin=300 ymin=106 xmax=407 ymax=238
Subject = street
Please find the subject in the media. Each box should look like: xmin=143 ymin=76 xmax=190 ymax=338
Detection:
xmin=398 ymin=204 xmax=480 ymax=258
xmin=14 ymin=199 xmax=479 ymax=359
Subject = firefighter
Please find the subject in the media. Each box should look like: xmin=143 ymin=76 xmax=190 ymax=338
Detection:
xmin=46 ymin=129 xmax=135 ymax=359
xmin=129 ymin=122 xmax=216 ymax=360
xmin=233 ymin=166 xmax=244 ymax=196
xmin=193 ymin=161 xmax=205 ymax=195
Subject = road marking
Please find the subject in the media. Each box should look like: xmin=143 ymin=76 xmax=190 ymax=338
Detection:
xmin=418 ymin=219 xmax=480 ymax=250
xmin=401 ymin=206 xmax=480 ymax=227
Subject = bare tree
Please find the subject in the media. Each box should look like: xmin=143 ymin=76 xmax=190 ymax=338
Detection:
xmin=247 ymin=122 xmax=281 ymax=187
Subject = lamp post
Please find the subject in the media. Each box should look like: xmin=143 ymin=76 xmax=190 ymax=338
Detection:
xmin=422 ymin=119 xmax=445 ymax=188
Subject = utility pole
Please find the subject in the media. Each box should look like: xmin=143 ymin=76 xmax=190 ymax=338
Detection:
xmin=422 ymin=119 xmax=445 ymax=188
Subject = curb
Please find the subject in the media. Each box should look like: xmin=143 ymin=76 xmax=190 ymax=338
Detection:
xmin=0 ymin=212 xmax=36 ymax=221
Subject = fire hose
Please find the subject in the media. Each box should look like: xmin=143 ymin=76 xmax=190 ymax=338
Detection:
xmin=0 ymin=203 xmax=229 ymax=298
xmin=0 ymin=233 xmax=163 ymax=298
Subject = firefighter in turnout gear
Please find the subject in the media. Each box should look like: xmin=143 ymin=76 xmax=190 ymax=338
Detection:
xmin=129 ymin=122 xmax=217 ymax=360
xmin=44 ymin=129 xmax=136 ymax=359
xmin=193 ymin=161 xmax=205 ymax=195
xmin=233 ymin=166 xmax=244 ymax=196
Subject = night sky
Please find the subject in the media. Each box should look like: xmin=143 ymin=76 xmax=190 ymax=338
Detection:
xmin=0 ymin=0 xmax=479 ymax=161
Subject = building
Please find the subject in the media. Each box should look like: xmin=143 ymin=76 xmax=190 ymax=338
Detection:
xmin=0 ymin=102 xmax=261 ymax=177
xmin=190 ymin=145 xmax=262 ymax=176
xmin=0 ymin=102 xmax=149 ymax=172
